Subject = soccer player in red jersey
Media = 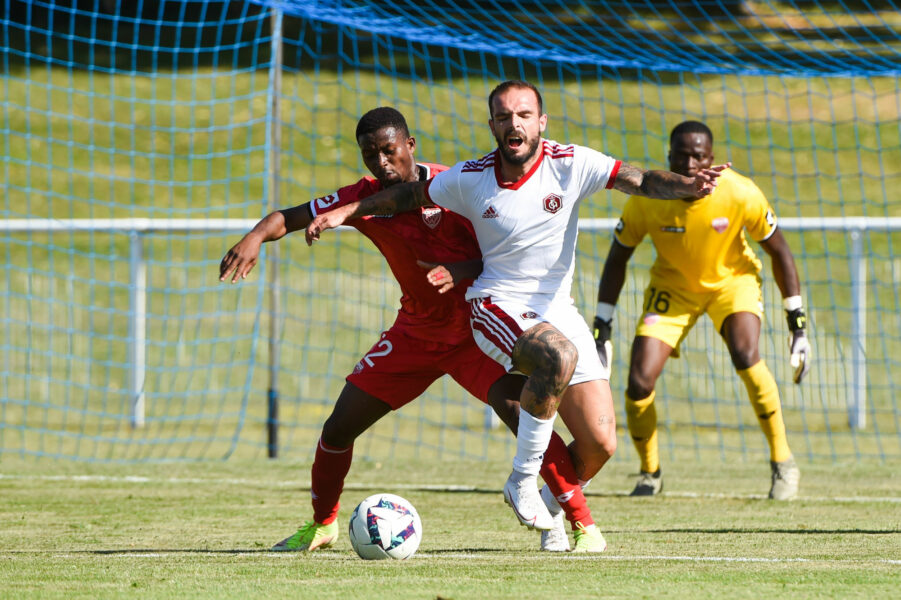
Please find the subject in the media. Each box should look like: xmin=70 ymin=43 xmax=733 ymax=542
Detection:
xmin=220 ymin=107 xmax=596 ymax=552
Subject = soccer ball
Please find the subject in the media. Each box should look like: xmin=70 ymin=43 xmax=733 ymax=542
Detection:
xmin=348 ymin=493 xmax=422 ymax=560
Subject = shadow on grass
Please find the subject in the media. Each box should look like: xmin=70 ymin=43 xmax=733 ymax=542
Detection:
xmin=343 ymin=485 xmax=630 ymax=496
xmin=3 ymin=547 xmax=507 ymax=555
xmin=613 ymin=527 xmax=901 ymax=535
xmin=419 ymin=548 xmax=506 ymax=554
xmin=1 ymin=549 xmax=276 ymax=555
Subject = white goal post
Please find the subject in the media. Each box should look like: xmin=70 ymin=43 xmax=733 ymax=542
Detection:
xmin=4 ymin=216 xmax=899 ymax=430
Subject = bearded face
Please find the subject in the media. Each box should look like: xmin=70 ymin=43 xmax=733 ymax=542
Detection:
xmin=493 ymin=125 xmax=541 ymax=166
xmin=489 ymin=86 xmax=547 ymax=169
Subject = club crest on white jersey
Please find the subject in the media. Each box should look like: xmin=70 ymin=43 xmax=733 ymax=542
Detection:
xmin=543 ymin=193 xmax=563 ymax=214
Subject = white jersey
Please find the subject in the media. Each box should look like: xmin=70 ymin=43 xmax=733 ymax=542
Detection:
xmin=425 ymin=139 xmax=621 ymax=302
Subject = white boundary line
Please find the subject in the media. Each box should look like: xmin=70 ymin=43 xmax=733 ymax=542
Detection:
xmin=422 ymin=553 xmax=901 ymax=565
xmin=27 ymin=552 xmax=901 ymax=566
xmin=2 ymin=473 xmax=899 ymax=504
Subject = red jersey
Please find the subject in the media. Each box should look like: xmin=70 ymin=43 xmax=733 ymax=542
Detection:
xmin=310 ymin=163 xmax=481 ymax=345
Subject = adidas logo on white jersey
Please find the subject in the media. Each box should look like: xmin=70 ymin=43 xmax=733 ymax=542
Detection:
xmin=482 ymin=206 xmax=498 ymax=219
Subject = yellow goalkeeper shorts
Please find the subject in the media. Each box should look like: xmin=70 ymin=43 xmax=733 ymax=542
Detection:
xmin=634 ymin=273 xmax=764 ymax=356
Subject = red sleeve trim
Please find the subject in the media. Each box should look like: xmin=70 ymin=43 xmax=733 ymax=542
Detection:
xmin=605 ymin=160 xmax=622 ymax=189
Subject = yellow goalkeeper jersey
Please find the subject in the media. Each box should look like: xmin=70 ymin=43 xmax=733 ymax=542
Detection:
xmin=614 ymin=168 xmax=776 ymax=294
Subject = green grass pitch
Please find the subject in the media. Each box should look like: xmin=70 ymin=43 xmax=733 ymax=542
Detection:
xmin=2 ymin=457 xmax=899 ymax=598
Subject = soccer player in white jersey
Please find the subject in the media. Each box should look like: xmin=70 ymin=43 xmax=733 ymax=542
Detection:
xmin=221 ymin=107 xmax=604 ymax=552
xmin=306 ymin=80 xmax=729 ymax=539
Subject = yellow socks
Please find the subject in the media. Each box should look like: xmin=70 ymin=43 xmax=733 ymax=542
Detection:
xmin=626 ymin=361 xmax=791 ymax=470
xmin=625 ymin=390 xmax=659 ymax=473
xmin=737 ymin=360 xmax=792 ymax=462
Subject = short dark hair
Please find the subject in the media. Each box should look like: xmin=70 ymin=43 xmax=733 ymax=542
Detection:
xmin=488 ymin=80 xmax=544 ymax=118
xmin=355 ymin=107 xmax=410 ymax=141
xmin=670 ymin=120 xmax=713 ymax=145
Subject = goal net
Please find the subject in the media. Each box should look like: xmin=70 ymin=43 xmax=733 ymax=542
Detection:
xmin=3 ymin=1 xmax=899 ymax=464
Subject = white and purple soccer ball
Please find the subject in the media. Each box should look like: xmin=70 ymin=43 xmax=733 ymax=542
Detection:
xmin=348 ymin=493 xmax=422 ymax=560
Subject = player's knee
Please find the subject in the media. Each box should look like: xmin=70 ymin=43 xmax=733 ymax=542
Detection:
xmin=729 ymin=345 xmax=759 ymax=370
xmin=320 ymin=416 xmax=355 ymax=448
xmin=576 ymin=423 xmax=617 ymax=462
xmin=592 ymin=414 xmax=618 ymax=460
xmin=545 ymin=337 xmax=579 ymax=388
xmin=596 ymin=432 xmax=617 ymax=462
xmin=576 ymin=436 xmax=616 ymax=478
xmin=525 ymin=341 xmax=578 ymax=398
xmin=513 ymin=325 xmax=578 ymax=381
xmin=627 ymin=371 xmax=656 ymax=401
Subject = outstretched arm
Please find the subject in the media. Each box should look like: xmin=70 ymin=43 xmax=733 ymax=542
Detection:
xmin=612 ymin=162 xmax=730 ymax=199
xmin=305 ymin=180 xmax=430 ymax=245
xmin=219 ymin=203 xmax=312 ymax=283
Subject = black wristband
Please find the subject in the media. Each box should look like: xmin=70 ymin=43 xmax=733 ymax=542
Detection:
xmin=593 ymin=315 xmax=612 ymax=341
xmin=786 ymin=307 xmax=806 ymax=333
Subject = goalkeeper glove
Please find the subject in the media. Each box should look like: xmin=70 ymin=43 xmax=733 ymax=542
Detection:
xmin=593 ymin=315 xmax=613 ymax=370
xmin=785 ymin=297 xmax=810 ymax=384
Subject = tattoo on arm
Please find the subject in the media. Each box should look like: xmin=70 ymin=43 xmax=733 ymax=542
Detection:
xmin=351 ymin=181 xmax=430 ymax=217
xmin=611 ymin=163 xmax=645 ymax=196
xmin=613 ymin=163 xmax=692 ymax=199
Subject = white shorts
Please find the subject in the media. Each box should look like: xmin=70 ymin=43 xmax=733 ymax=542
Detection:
xmin=468 ymin=296 xmax=609 ymax=385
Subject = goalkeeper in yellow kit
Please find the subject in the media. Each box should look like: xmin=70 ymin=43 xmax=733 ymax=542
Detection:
xmin=594 ymin=121 xmax=810 ymax=500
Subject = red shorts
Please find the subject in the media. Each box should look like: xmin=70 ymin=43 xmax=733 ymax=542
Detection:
xmin=346 ymin=325 xmax=506 ymax=410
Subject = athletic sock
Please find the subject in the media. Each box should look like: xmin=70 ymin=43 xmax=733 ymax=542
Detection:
xmin=539 ymin=431 xmax=593 ymax=526
xmin=310 ymin=437 xmax=354 ymax=525
xmin=737 ymin=360 xmax=792 ymax=462
xmin=512 ymin=410 xmax=556 ymax=477
xmin=625 ymin=390 xmax=660 ymax=473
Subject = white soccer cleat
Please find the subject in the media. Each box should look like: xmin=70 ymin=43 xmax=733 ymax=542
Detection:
xmin=540 ymin=509 xmax=570 ymax=552
xmin=503 ymin=472 xmax=555 ymax=531
xmin=539 ymin=483 xmax=569 ymax=551
xmin=769 ymin=457 xmax=800 ymax=500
